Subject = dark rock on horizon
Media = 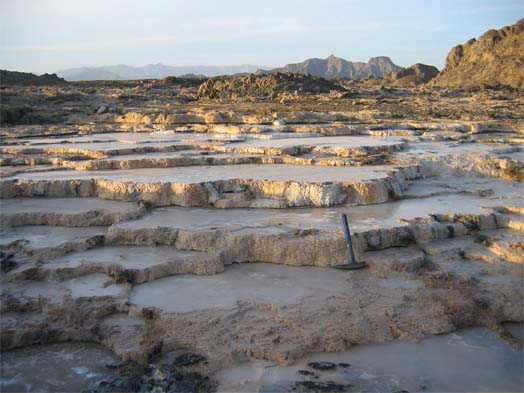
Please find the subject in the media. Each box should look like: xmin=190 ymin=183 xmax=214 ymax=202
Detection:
xmin=385 ymin=63 xmax=439 ymax=86
xmin=0 ymin=70 xmax=66 ymax=86
xmin=198 ymin=72 xmax=347 ymax=100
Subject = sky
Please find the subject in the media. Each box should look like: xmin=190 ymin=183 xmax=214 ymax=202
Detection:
xmin=1 ymin=0 xmax=522 ymax=73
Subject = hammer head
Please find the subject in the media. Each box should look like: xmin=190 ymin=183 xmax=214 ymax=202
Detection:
xmin=334 ymin=261 xmax=368 ymax=270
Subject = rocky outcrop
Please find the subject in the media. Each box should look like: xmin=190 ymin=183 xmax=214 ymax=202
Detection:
xmin=385 ymin=63 xmax=439 ymax=86
xmin=267 ymin=55 xmax=401 ymax=80
xmin=0 ymin=70 xmax=66 ymax=86
xmin=198 ymin=72 xmax=347 ymax=99
xmin=432 ymin=19 xmax=524 ymax=89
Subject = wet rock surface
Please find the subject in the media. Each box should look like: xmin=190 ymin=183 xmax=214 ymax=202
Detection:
xmin=216 ymin=327 xmax=523 ymax=393
xmin=0 ymin=342 xmax=120 ymax=392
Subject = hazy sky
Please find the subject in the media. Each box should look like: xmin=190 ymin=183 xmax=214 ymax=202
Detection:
xmin=1 ymin=0 xmax=522 ymax=73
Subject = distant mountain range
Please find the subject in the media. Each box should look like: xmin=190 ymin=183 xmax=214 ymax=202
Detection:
xmin=264 ymin=55 xmax=401 ymax=80
xmin=56 ymin=55 xmax=401 ymax=81
xmin=56 ymin=63 xmax=264 ymax=81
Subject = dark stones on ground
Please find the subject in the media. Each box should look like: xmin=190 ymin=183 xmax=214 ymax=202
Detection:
xmin=92 ymin=358 xmax=212 ymax=393
xmin=173 ymin=352 xmax=208 ymax=367
xmin=0 ymin=253 xmax=17 ymax=273
xmin=298 ymin=370 xmax=316 ymax=377
xmin=294 ymin=380 xmax=351 ymax=392
xmin=307 ymin=361 xmax=337 ymax=371
xmin=474 ymin=234 xmax=491 ymax=246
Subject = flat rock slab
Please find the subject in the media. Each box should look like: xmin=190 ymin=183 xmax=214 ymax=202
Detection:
xmin=114 ymin=193 xmax=510 ymax=233
xmin=1 ymin=273 xmax=128 ymax=306
xmin=129 ymin=262 xmax=351 ymax=313
xmin=0 ymin=197 xmax=144 ymax=226
xmin=8 ymin=131 xmax=243 ymax=146
xmin=0 ymin=226 xmax=106 ymax=249
xmin=27 ymin=246 xmax=225 ymax=282
xmin=0 ymin=197 xmax=139 ymax=215
xmin=8 ymin=164 xmax=393 ymax=183
xmin=231 ymin=135 xmax=404 ymax=149
xmin=90 ymin=150 xmax=229 ymax=162
xmin=66 ymin=272 xmax=128 ymax=298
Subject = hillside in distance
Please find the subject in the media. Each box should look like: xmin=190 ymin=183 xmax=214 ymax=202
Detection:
xmin=57 ymin=63 xmax=264 ymax=81
xmin=432 ymin=19 xmax=524 ymax=88
xmin=266 ymin=55 xmax=401 ymax=80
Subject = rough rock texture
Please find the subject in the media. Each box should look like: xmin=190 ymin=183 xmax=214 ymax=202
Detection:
xmin=198 ymin=73 xmax=347 ymax=99
xmin=268 ymin=55 xmax=401 ymax=80
xmin=1 ymin=208 xmax=522 ymax=369
xmin=432 ymin=19 xmax=524 ymax=89
xmin=385 ymin=63 xmax=440 ymax=86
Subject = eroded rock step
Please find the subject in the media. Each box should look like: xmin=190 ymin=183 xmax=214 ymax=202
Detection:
xmin=2 ymin=134 xmax=408 ymax=171
xmin=63 ymin=151 xmax=297 ymax=171
xmin=5 ymin=131 xmax=244 ymax=146
xmin=124 ymin=249 xmax=522 ymax=368
xmin=62 ymin=150 xmax=394 ymax=171
xmin=8 ymin=246 xmax=225 ymax=283
xmin=111 ymin=193 xmax=522 ymax=233
xmin=0 ymin=273 xmax=129 ymax=315
xmin=1 ymin=213 xmax=522 ymax=387
xmin=0 ymin=225 xmax=106 ymax=249
xmin=0 ymin=197 xmax=145 ymax=227
xmin=106 ymin=192 xmax=522 ymax=265
xmin=0 ymin=226 xmax=106 ymax=264
xmin=0 ymin=140 xmax=202 ymax=159
xmin=215 ymin=327 xmax=524 ymax=393
xmin=399 ymin=141 xmax=524 ymax=180
xmin=1 ymin=119 xmax=520 ymax=140
xmin=1 ymin=164 xmax=419 ymax=207
xmin=4 ymin=225 xmax=521 ymax=372
xmin=198 ymin=135 xmax=407 ymax=156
